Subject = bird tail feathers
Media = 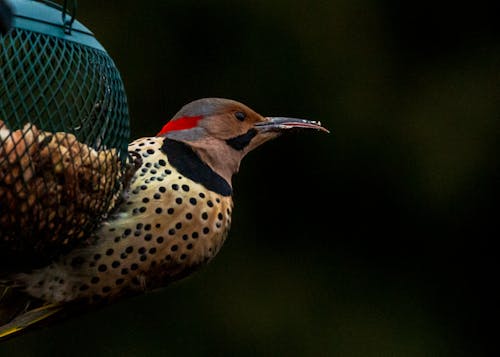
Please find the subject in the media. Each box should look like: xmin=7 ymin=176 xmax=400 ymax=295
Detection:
xmin=0 ymin=286 xmax=63 ymax=340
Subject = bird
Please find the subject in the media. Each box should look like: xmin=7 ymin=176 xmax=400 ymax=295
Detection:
xmin=0 ymin=98 xmax=328 ymax=339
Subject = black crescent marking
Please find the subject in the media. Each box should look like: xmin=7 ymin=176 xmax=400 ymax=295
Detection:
xmin=161 ymin=139 xmax=232 ymax=197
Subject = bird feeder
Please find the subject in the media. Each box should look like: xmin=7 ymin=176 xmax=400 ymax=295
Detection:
xmin=0 ymin=0 xmax=130 ymax=268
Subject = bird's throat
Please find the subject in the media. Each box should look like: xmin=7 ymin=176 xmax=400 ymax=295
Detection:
xmin=161 ymin=139 xmax=232 ymax=197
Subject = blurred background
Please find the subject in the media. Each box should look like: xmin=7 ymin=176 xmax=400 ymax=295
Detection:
xmin=2 ymin=0 xmax=498 ymax=355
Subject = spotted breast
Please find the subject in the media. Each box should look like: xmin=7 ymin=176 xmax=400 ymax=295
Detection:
xmin=20 ymin=136 xmax=233 ymax=303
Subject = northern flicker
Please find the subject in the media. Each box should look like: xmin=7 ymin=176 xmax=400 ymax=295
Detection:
xmin=0 ymin=98 xmax=328 ymax=339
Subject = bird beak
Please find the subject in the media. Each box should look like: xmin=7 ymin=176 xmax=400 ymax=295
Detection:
xmin=255 ymin=117 xmax=330 ymax=133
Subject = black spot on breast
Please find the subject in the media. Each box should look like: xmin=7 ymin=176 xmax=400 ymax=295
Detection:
xmin=98 ymin=264 xmax=107 ymax=272
xmin=116 ymin=278 xmax=125 ymax=285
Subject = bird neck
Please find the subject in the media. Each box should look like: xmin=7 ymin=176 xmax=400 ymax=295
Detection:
xmin=161 ymin=138 xmax=233 ymax=197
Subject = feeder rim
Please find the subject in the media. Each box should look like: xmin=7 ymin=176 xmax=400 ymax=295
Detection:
xmin=8 ymin=0 xmax=106 ymax=51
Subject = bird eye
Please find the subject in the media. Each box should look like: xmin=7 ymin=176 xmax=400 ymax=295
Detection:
xmin=234 ymin=111 xmax=246 ymax=121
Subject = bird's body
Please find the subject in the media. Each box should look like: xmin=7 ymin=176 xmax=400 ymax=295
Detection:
xmin=19 ymin=137 xmax=234 ymax=303
xmin=0 ymin=98 xmax=328 ymax=338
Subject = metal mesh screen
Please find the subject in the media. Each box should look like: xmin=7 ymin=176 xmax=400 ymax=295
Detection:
xmin=0 ymin=27 xmax=130 ymax=267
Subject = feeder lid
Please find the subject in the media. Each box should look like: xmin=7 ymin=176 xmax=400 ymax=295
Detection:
xmin=8 ymin=0 xmax=104 ymax=51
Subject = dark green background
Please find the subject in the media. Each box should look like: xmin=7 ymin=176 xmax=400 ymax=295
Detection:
xmin=2 ymin=0 xmax=498 ymax=355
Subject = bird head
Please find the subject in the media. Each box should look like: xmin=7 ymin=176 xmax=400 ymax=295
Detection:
xmin=157 ymin=98 xmax=329 ymax=186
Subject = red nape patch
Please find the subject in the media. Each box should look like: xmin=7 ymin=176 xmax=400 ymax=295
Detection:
xmin=157 ymin=115 xmax=203 ymax=136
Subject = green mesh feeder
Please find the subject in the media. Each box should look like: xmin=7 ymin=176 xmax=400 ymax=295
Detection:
xmin=0 ymin=0 xmax=130 ymax=268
